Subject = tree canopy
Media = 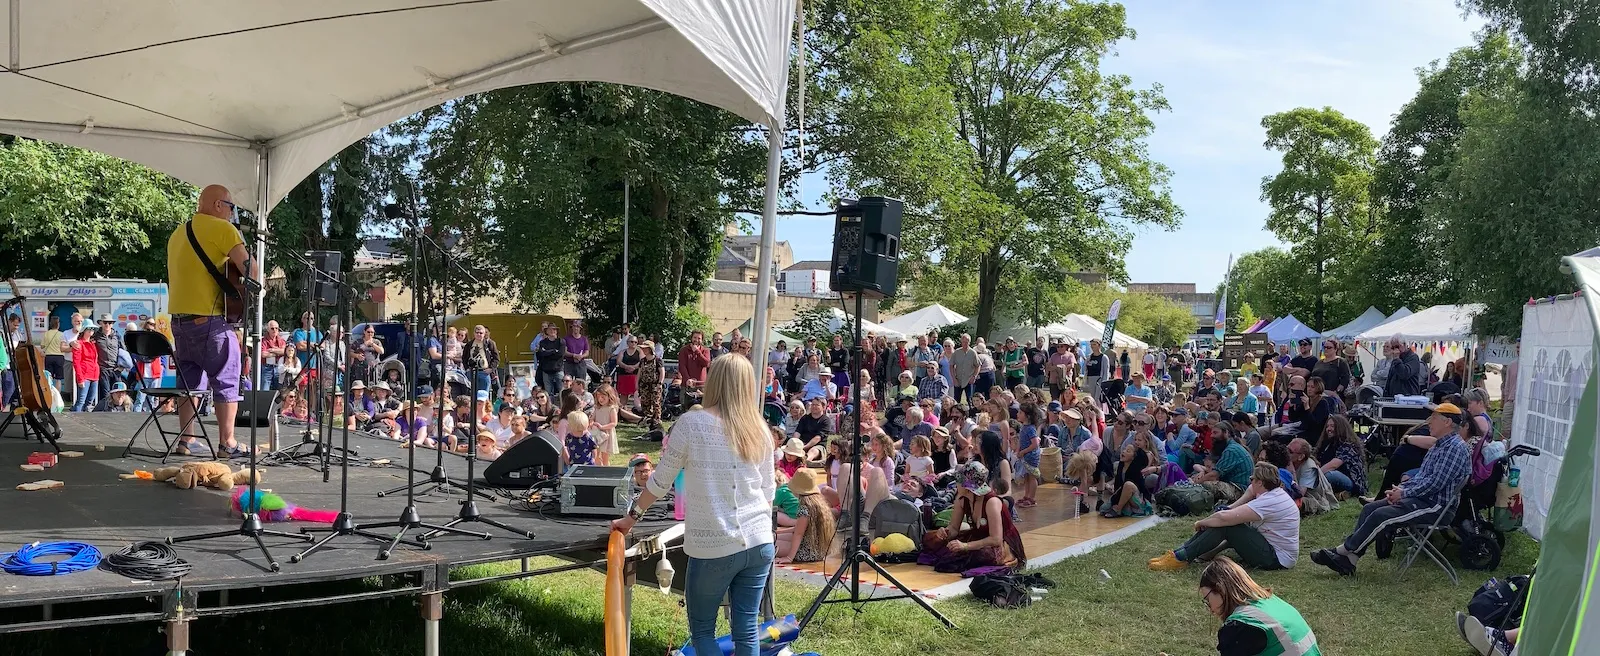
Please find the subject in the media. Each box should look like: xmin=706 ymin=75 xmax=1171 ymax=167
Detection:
xmin=803 ymin=0 xmax=1180 ymax=338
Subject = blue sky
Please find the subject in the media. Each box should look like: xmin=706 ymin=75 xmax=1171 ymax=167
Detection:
xmin=774 ymin=0 xmax=1483 ymax=291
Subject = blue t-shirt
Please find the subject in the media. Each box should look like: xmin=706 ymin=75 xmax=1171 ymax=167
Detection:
xmin=426 ymin=337 xmax=442 ymax=365
xmin=1125 ymin=384 xmax=1152 ymax=413
xmin=566 ymin=433 xmax=597 ymax=466
xmin=290 ymin=328 xmax=322 ymax=366
xmin=1019 ymin=424 xmax=1040 ymax=466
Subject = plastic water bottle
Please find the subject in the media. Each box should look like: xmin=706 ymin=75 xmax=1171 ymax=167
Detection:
xmin=1072 ymin=489 xmax=1084 ymax=520
xmin=673 ymin=471 xmax=686 ymax=521
xmin=1507 ymin=465 xmax=1521 ymax=488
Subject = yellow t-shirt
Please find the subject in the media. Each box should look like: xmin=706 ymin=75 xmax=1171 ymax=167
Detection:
xmin=39 ymin=329 xmax=62 ymax=356
xmin=166 ymin=212 xmax=245 ymax=316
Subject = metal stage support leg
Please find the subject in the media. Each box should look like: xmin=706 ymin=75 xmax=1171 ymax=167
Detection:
xmin=421 ymin=592 xmax=443 ymax=656
xmin=165 ymin=617 xmax=189 ymax=656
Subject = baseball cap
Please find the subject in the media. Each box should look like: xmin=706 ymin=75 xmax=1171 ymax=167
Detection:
xmin=1298 ymin=337 xmax=1314 ymax=346
xmin=1431 ymin=402 xmax=1464 ymax=416
xmin=476 ymin=389 xmax=491 ymax=401
xmin=1047 ymin=401 xmax=1062 ymax=412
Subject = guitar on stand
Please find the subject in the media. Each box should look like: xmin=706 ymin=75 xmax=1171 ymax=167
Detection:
xmin=2 ymin=280 xmax=62 ymax=451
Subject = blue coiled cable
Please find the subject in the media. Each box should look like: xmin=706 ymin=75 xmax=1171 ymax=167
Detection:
xmin=0 ymin=541 xmax=103 ymax=576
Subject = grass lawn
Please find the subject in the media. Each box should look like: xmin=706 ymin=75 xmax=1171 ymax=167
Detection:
xmin=7 ymin=429 xmax=1536 ymax=655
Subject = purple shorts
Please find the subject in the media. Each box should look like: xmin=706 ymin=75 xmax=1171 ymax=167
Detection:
xmin=173 ymin=316 xmax=242 ymax=403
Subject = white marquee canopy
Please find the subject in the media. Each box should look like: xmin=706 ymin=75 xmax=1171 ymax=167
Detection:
xmin=0 ymin=1 xmax=797 ymax=357
xmin=0 ymin=1 xmax=794 ymax=211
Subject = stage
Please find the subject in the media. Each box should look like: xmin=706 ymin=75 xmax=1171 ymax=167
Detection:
xmin=0 ymin=411 xmax=677 ymax=652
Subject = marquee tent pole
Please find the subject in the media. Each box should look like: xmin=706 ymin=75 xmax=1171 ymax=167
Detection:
xmin=750 ymin=121 xmax=783 ymax=376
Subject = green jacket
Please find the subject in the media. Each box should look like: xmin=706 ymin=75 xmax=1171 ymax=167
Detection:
xmin=1227 ymin=596 xmax=1321 ymax=656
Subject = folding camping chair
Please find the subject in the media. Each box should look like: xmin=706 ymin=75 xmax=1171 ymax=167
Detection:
xmin=1393 ymin=499 xmax=1461 ymax=585
xmin=120 ymin=330 xmax=217 ymax=462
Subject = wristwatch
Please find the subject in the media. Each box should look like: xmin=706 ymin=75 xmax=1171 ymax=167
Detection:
xmin=627 ymin=505 xmax=646 ymax=521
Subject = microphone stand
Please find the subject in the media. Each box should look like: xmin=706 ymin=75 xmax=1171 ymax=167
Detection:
xmin=293 ymin=278 xmax=427 ymax=563
xmin=167 ymin=271 xmax=312 ymax=572
xmin=422 ymin=356 xmax=531 ymax=540
xmin=371 ymin=210 xmax=490 ymax=559
xmin=253 ymin=233 xmax=357 ymax=476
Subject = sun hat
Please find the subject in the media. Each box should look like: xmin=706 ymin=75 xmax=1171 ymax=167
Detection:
xmin=782 ymin=437 xmax=807 ymax=459
xmin=958 ymin=461 xmax=990 ymax=493
xmin=788 ymin=468 xmax=820 ymax=495
xmin=350 ymin=380 xmax=366 ymax=390
xmin=371 ymin=381 xmax=391 ymax=392
xmin=1065 ymin=408 xmax=1083 ymax=421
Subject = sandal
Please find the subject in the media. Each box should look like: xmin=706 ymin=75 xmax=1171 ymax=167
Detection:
xmin=1017 ymin=498 xmax=1036 ymax=508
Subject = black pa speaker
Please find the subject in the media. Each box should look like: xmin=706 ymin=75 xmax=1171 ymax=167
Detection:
xmin=482 ymin=430 xmax=562 ymax=488
xmin=829 ymin=196 xmax=902 ymax=299
xmin=300 ymin=250 xmax=343 ymax=307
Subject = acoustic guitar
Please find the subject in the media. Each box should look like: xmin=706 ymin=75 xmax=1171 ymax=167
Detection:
xmin=4 ymin=280 xmax=62 ymax=449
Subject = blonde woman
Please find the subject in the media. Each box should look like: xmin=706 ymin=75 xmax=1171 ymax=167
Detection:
xmin=612 ymin=354 xmax=776 ymax=656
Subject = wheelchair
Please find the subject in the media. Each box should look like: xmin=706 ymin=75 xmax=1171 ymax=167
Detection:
xmin=1450 ymin=443 xmax=1541 ymax=571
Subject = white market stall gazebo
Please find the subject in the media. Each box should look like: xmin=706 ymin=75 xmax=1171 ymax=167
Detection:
xmin=0 ymin=1 xmax=798 ymax=359
xmin=880 ymin=304 xmax=969 ymax=336
xmin=1322 ymin=306 xmax=1387 ymax=340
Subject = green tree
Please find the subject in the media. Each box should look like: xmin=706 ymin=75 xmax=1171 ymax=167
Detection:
xmin=1359 ymin=33 xmax=1521 ymax=313
xmin=805 ymin=0 xmax=1180 ymax=338
xmin=1259 ymin=107 xmax=1378 ymax=330
xmin=396 ymin=83 xmax=770 ymax=339
xmin=1444 ymin=0 xmax=1600 ymax=336
xmin=1232 ymin=302 xmax=1259 ymax=333
xmin=0 ymin=139 xmax=194 ymax=281
xmin=1217 ymin=247 xmax=1313 ymax=321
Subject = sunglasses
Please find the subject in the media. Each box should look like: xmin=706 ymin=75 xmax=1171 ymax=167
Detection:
xmin=1136 ymin=420 xmax=1151 ymax=426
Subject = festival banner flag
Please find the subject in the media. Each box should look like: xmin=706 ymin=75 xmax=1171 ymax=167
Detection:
xmin=1102 ymin=299 xmax=1122 ymax=345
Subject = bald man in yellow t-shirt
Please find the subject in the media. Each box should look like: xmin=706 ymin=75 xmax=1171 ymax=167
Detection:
xmin=165 ymin=185 xmax=256 ymax=456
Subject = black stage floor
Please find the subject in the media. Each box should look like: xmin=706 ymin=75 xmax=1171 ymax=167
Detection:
xmin=0 ymin=411 xmax=673 ymax=634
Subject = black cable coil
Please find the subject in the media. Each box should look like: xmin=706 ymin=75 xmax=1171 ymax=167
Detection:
xmin=100 ymin=541 xmax=193 ymax=581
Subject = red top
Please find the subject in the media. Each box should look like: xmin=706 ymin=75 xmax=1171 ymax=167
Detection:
xmin=72 ymin=338 xmax=99 ymax=381
xmin=678 ymin=344 xmax=710 ymax=383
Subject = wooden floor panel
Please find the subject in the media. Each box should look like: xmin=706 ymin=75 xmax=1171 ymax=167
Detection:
xmin=796 ymin=483 xmax=1140 ymax=592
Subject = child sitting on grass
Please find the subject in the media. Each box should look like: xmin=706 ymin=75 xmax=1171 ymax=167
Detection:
xmin=563 ymin=411 xmax=596 ymax=468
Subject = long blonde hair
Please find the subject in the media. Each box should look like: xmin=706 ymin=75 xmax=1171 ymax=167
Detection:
xmin=796 ymin=489 xmax=835 ymax=560
xmin=702 ymin=353 xmax=770 ymax=465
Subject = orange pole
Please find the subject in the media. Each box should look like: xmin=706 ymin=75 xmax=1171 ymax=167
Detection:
xmin=604 ymin=530 xmax=629 ymax=656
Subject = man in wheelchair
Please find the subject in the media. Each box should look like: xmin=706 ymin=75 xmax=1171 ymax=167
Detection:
xmin=1310 ymin=402 xmax=1471 ymax=576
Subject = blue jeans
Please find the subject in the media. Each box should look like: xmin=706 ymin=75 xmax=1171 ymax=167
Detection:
xmin=74 ymin=380 xmax=99 ymax=412
xmin=474 ymin=371 xmax=493 ymax=395
xmin=1325 ymin=469 xmax=1354 ymax=494
xmin=260 ymin=363 xmax=279 ymax=391
xmin=685 ymin=543 xmax=774 ymax=656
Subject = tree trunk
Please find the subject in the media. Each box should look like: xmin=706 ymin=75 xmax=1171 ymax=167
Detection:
xmin=975 ymin=245 xmax=1004 ymax=339
xmin=1314 ymin=199 xmax=1325 ymax=330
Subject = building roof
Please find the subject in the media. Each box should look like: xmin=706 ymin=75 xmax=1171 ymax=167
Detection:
xmin=724 ymin=234 xmax=790 ymax=251
xmin=716 ymin=245 xmax=754 ymax=268
xmin=706 ymin=279 xmax=759 ymax=294
xmin=362 ymin=237 xmax=400 ymax=257
xmin=784 ymin=260 xmax=831 ymax=272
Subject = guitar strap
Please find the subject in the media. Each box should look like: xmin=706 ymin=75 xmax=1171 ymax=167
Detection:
xmin=186 ymin=220 xmax=240 ymax=316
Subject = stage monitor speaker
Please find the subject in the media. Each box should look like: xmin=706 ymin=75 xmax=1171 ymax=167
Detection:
xmin=301 ymin=250 xmax=343 ymax=307
xmin=829 ymin=196 xmax=902 ymax=299
xmin=482 ymin=430 xmax=562 ymax=488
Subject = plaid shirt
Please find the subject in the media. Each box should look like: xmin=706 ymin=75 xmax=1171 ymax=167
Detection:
xmin=1402 ymin=432 xmax=1471 ymax=509
xmin=917 ymin=373 xmax=949 ymax=401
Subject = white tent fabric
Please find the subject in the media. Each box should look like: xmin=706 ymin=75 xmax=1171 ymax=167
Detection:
xmin=1262 ymin=314 xmax=1319 ymax=344
xmin=1354 ymin=304 xmax=1485 ymax=342
xmin=0 ymin=1 xmax=797 ymax=371
xmin=881 ymin=304 xmax=969 ymax=335
xmin=0 ymin=1 xmax=795 ymax=211
xmin=790 ymin=307 xmax=904 ymax=342
xmin=1015 ymin=314 xmax=1146 ymax=350
xmin=1322 ymin=307 xmax=1387 ymax=339
xmin=1381 ymin=306 xmax=1414 ymax=326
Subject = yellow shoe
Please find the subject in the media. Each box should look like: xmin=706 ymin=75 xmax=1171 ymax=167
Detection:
xmin=1148 ymin=551 xmax=1186 ymax=571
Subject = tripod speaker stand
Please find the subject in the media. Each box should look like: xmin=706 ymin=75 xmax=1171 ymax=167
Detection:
xmin=800 ymin=197 xmax=951 ymax=630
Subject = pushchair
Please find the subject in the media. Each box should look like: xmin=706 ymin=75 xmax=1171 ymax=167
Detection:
xmin=1100 ymin=378 xmax=1126 ymax=416
xmin=1451 ymin=443 xmax=1540 ymax=571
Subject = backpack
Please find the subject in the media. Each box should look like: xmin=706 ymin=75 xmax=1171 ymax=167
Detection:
xmin=1468 ymin=574 xmax=1531 ymax=630
xmin=868 ymin=498 xmax=926 ymax=548
xmin=970 ymin=574 xmax=1031 ymax=609
xmin=1155 ymin=481 xmax=1216 ymax=516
